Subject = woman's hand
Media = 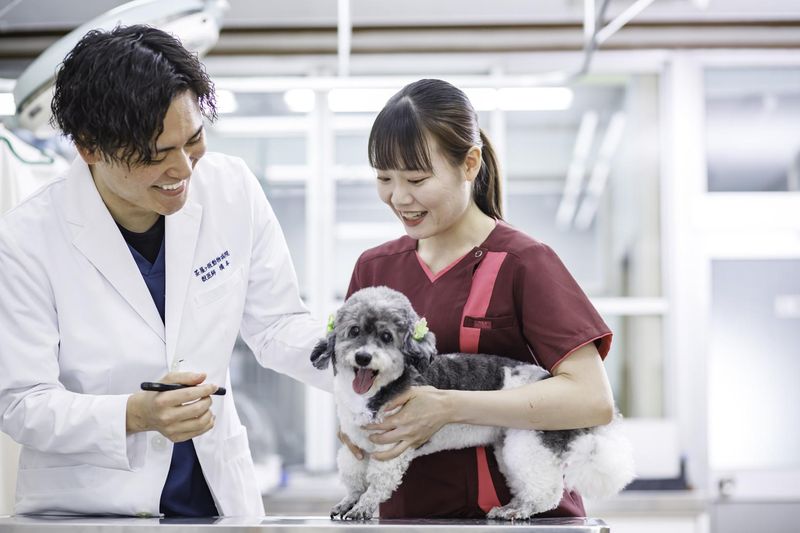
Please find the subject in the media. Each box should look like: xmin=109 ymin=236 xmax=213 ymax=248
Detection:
xmin=126 ymin=371 xmax=218 ymax=442
xmin=364 ymin=386 xmax=453 ymax=461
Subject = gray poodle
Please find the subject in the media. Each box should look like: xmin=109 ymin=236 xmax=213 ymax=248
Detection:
xmin=311 ymin=286 xmax=634 ymax=520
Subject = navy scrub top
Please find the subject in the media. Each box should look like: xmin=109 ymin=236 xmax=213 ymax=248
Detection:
xmin=118 ymin=216 xmax=218 ymax=517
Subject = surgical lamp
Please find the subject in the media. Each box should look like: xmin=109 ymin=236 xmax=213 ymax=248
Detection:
xmin=13 ymin=0 xmax=227 ymax=137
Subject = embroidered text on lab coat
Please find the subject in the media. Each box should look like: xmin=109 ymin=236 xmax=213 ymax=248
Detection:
xmin=194 ymin=250 xmax=231 ymax=282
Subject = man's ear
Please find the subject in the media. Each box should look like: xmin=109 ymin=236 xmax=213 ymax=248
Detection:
xmin=310 ymin=333 xmax=336 ymax=373
xmin=76 ymin=145 xmax=102 ymax=165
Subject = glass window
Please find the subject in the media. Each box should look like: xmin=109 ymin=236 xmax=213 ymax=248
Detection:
xmin=206 ymin=133 xmax=307 ymax=171
xmin=335 ymin=131 xmax=371 ymax=167
xmin=333 ymin=181 xmax=403 ymax=300
xmin=219 ymin=91 xmax=300 ymax=117
xmin=506 ymin=117 xmax=577 ymax=180
xmin=705 ymin=68 xmax=800 ymax=192
xmin=503 ymin=78 xmax=661 ymax=299
xmin=265 ymin=183 xmax=307 ymax=291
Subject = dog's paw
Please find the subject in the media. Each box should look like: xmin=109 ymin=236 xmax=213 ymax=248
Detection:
xmin=341 ymin=502 xmax=377 ymax=520
xmin=329 ymin=505 xmax=352 ymax=520
xmin=330 ymin=497 xmax=359 ymax=519
xmin=487 ymin=502 xmax=536 ymax=521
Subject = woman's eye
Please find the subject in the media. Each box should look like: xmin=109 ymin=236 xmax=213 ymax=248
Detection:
xmin=380 ymin=331 xmax=393 ymax=343
xmin=348 ymin=326 xmax=360 ymax=338
xmin=408 ymin=178 xmax=428 ymax=185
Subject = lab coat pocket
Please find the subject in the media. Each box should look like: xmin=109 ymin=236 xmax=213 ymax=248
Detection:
xmin=18 ymin=464 xmax=109 ymax=495
xmin=194 ymin=266 xmax=243 ymax=308
xmin=214 ymin=426 xmax=263 ymax=515
xmin=223 ymin=426 xmax=252 ymax=463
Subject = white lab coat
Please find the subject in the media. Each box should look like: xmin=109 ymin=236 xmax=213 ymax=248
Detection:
xmin=0 ymin=153 xmax=331 ymax=516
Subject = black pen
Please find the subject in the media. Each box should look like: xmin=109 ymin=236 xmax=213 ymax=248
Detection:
xmin=140 ymin=382 xmax=226 ymax=396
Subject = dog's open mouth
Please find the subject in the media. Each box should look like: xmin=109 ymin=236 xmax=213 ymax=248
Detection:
xmin=352 ymin=368 xmax=378 ymax=394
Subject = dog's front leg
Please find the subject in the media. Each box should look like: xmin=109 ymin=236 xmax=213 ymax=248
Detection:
xmin=342 ymin=450 xmax=413 ymax=520
xmin=331 ymin=445 xmax=369 ymax=519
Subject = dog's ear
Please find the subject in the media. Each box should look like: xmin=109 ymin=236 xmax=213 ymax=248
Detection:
xmin=403 ymin=328 xmax=436 ymax=373
xmin=310 ymin=333 xmax=336 ymax=372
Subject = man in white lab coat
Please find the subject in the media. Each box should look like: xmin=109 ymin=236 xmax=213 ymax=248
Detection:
xmin=0 ymin=25 xmax=329 ymax=517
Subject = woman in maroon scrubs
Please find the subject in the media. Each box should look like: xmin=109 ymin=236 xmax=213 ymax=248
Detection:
xmin=346 ymin=79 xmax=615 ymax=519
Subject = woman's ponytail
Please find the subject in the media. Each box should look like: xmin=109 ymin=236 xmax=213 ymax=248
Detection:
xmin=475 ymin=129 xmax=503 ymax=219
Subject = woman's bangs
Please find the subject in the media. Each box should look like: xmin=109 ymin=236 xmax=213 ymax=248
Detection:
xmin=368 ymin=103 xmax=431 ymax=172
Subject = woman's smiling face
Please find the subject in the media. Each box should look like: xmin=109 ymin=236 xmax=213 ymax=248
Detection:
xmin=375 ymin=138 xmax=474 ymax=240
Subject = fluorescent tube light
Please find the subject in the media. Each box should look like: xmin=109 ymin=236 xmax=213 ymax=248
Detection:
xmin=466 ymin=87 xmax=573 ymax=111
xmin=327 ymin=88 xmax=398 ymax=113
xmin=284 ymin=89 xmax=316 ymax=113
xmin=14 ymin=0 xmax=227 ymax=136
xmin=497 ymin=87 xmax=573 ymax=111
xmin=215 ymin=89 xmax=238 ymax=114
xmin=326 ymin=87 xmax=572 ymax=113
xmin=463 ymin=88 xmax=498 ymax=111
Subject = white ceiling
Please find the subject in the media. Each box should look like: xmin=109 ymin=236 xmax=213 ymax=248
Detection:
xmin=0 ymin=0 xmax=799 ymax=32
xmin=1 ymin=0 xmax=798 ymax=80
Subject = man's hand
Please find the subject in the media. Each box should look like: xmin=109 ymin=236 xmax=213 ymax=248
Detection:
xmin=126 ymin=372 xmax=218 ymax=442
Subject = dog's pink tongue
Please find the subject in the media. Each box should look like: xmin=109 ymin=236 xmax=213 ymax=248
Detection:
xmin=352 ymin=368 xmax=377 ymax=394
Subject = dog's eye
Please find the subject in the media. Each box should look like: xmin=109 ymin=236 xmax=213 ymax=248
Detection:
xmin=380 ymin=331 xmax=393 ymax=343
xmin=347 ymin=326 xmax=360 ymax=338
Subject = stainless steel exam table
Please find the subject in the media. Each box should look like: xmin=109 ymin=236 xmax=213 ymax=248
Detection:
xmin=0 ymin=515 xmax=610 ymax=532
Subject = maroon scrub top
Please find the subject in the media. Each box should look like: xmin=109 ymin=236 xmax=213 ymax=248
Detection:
xmin=347 ymin=220 xmax=612 ymax=519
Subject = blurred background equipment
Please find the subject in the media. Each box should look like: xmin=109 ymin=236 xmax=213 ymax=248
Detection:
xmin=12 ymin=0 xmax=227 ymax=137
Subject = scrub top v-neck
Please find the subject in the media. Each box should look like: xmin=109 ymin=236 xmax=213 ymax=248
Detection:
xmin=347 ymin=220 xmax=612 ymax=519
xmin=117 ymin=216 xmax=218 ymax=517
xmin=119 ymin=218 xmax=166 ymax=321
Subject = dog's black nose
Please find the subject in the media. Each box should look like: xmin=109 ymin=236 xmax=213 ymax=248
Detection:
xmin=354 ymin=352 xmax=372 ymax=367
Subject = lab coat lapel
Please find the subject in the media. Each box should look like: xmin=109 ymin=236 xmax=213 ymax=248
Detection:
xmin=164 ymin=198 xmax=202 ymax=369
xmin=64 ymin=158 xmax=166 ymax=342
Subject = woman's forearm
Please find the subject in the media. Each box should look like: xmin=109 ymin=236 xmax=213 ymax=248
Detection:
xmin=446 ymin=377 xmax=613 ymax=430
xmin=445 ymin=344 xmax=615 ymax=430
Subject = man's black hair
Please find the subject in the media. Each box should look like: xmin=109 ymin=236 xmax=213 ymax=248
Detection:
xmin=51 ymin=24 xmax=217 ymax=166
